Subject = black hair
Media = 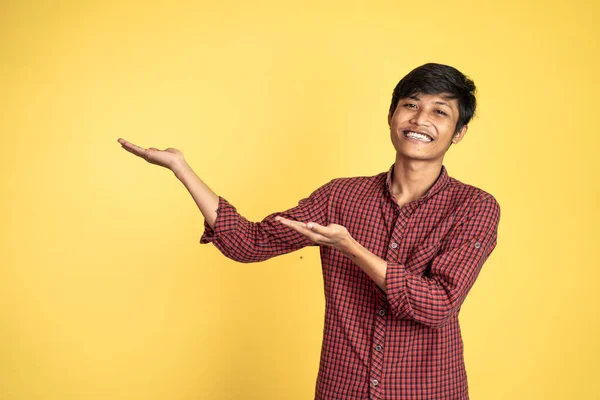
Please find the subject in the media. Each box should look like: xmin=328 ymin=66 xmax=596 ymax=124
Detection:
xmin=389 ymin=63 xmax=477 ymax=134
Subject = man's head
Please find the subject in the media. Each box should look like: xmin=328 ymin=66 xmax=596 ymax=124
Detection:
xmin=389 ymin=63 xmax=477 ymax=135
xmin=387 ymin=63 xmax=477 ymax=162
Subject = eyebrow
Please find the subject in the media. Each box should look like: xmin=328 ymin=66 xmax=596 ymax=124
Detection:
xmin=407 ymin=95 xmax=452 ymax=109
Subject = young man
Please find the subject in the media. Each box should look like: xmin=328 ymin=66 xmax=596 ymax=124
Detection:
xmin=118 ymin=63 xmax=501 ymax=400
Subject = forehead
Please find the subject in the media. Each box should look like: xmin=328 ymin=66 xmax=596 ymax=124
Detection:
xmin=406 ymin=92 xmax=459 ymax=108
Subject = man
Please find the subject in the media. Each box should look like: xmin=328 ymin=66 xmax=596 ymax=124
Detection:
xmin=118 ymin=62 xmax=501 ymax=400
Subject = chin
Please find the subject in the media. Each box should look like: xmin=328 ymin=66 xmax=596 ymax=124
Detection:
xmin=402 ymin=154 xmax=432 ymax=162
xmin=394 ymin=147 xmax=439 ymax=162
xmin=394 ymin=144 xmax=427 ymax=157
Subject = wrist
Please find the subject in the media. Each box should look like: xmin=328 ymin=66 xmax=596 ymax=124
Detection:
xmin=340 ymin=235 xmax=361 ymax=258
xmin=172 ymin=160 xmax=192 ymax=180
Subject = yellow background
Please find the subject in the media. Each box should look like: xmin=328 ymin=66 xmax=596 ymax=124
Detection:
xmin=1 ymin=0 xmax=598 ymax=399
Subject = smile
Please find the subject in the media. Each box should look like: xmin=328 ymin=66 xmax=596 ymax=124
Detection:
xmin=403 ymin=130 xmax=433 ymax=143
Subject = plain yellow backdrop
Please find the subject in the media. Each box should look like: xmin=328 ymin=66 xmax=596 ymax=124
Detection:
xmin=1 ymin=1 xmax=598 ymax=399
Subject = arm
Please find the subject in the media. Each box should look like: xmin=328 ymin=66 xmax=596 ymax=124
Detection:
xmin=117 ymin=138 xmax=331 ymax=263
xmin=265 ymin=187 xmax=500 ymax=329
xmin=197 ymin=176 xmax=334 ymax=263
xmin=173 ymin=162 xmax=220 ymax=229
xmin=117 ymin=138 xmax=221 ymax=228
xmin=334 ymin=195 xmax=501 ymax=329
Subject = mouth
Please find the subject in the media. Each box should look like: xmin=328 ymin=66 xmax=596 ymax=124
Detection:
xmin=403 ymin=130 xmax=433 ymax=143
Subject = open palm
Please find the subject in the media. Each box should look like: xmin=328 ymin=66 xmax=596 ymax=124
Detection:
xmin=117 ymin=138 xmax=185 ymax=171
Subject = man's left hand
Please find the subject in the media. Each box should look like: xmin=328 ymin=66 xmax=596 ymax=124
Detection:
xmin=275 ymin=216 xmax=355 ymax=255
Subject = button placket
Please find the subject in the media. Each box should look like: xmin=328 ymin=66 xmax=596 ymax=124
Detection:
xmin=369 ymin=301 xmax=387 ymax=400
xmin=370 ymin=191 xmax=411 ymax=400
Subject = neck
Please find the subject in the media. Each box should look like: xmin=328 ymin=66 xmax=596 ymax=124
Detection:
xmin=391 ymin=155 xmax=443 ymax=205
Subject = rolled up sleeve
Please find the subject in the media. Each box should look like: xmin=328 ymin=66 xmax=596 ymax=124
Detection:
xmin=385 ymin=195 xmax=501 ymax=328
xmin=199 ymin=179 xmax=335 ymax=263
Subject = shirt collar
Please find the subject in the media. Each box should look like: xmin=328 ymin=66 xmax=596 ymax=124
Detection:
xmin=385 ymin=163 xmax=450 ymax=204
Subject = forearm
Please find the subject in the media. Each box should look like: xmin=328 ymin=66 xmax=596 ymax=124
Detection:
xmin=342 ymin=237 xmax=483 ymax=328
xmin=172 ymin=161 xmax=219 ymax=229
xmin=342 ymin=239 xmax=464 ymax=328
xmin=342 ymin=238 xmax=388 ymax=293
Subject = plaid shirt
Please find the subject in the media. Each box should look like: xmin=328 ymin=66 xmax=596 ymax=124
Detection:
xmin=200 ymin=163 xmax=501 ymax=400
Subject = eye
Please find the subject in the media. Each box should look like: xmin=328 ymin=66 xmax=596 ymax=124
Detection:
xmin=435 ymin=109 xmax=448 ymax=116
xmin=404 ymin=103 xmax=417 ymax=109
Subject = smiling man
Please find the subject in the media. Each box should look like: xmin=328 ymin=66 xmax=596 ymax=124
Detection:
xmin=118 ymin=62 xmax=501 ymax=400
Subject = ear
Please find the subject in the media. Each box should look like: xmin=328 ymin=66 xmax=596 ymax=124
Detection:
xmin=388 ymin=110 xmax=392 ymax=127
xmin=452 ymin=124 xmax=468 ymax=144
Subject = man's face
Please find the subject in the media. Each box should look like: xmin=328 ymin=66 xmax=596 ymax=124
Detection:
xmin=388 ymin=92 xmax=468 ymax=162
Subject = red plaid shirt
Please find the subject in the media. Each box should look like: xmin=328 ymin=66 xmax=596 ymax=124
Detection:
xmin=200 ymin=163 xmax=500 ymax=400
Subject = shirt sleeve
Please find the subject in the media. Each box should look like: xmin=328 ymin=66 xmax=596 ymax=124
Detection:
xmin=199 ymin=179 xmax=335 ymax=263
xmin=384 ymin=194 xmax=501 ymax=329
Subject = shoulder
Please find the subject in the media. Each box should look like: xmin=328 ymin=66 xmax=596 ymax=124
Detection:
xmin=447 ymin=176 xmax=501 ymax=221
xmin=316 ymin=171 xmax=387 ymax=209
xmin=303 ymin=171 xmax=383 ymax=201
xmin=327 ymin=172 xmax=387 ymax=205
xmin=328 ymin=170 xmax=386 ymax=192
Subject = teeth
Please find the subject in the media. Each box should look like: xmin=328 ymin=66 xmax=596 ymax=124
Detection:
xmin=405 ymin=131 xmax=432 ymax=142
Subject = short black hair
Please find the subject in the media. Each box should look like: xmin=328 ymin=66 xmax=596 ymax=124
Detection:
xmin=389 ymin=63 xmax=477 ymax=134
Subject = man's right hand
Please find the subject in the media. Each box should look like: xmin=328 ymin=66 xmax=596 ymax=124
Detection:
xmin=117 ymin=138 xmax=188 ymax=174
xmin=117 ymin=137 xmax=219 ymax=228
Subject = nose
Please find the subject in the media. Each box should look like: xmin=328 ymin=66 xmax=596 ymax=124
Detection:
xmin=410 ymin=109 xmax=431 ymax=127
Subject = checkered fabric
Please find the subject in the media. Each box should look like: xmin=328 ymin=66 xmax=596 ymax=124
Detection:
xmin=200 ymin=163 xmax=501 ymax=400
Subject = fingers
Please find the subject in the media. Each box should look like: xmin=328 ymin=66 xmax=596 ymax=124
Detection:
xmin=275 ymin=216 xmax=307 ymax=232
xmin=118 ymin=138 xmax=148 ymax=158
xmin=306 ymin=221 xmax=324 ymax=232
xmin=304 ymin=222 xmax=330 ymax=241
xmin=275 ymin=216 xmax=303 ymax=226
xmin=275 ymin=216 xmax=329 ymax=244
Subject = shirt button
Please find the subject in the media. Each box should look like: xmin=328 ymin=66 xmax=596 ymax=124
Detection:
xmin=475 ymin=242 xmax=481 ymax=249
xmin=375 ymin=344 xmax=383 ymax=351
xmin=378 ymin=309 xmax=386 ymax=316
xmin=390 ymin=242 xmax=398 ymax=249
xmin=372 ymin=379 xmax=379 ymax=387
